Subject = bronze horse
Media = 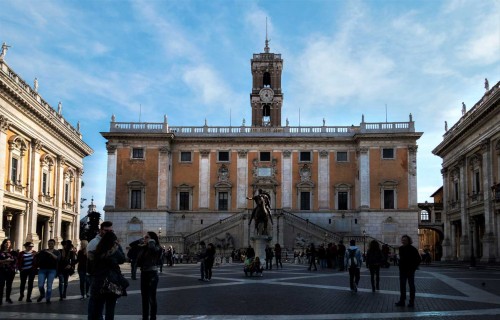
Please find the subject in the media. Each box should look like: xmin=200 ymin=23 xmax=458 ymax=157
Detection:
xmin=248 ymin=194 xmax=273 ymax=235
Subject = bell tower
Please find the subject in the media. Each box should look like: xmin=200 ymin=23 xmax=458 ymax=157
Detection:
xmin=250 ymin=30 xmax=283 ymax=127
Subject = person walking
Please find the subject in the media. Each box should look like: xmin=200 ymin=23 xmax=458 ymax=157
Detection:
xmin=204 ymin=243 xmax=215 ymax=281
xmin=274 ymin=243 xmax=283 ymax=269
xmin=127 ymin=240 xmax=141 ymax=280
xmin=395 ymin=235 xmax=421 ymax=308
xmin=88 ymin=231 xmax=126 ymax=320
xmin=36 ymin=239 xmax=60 ymax=304
xmin=366 ymin=240 xmax=384 ymax=292
xmin=77 ymin=240 xmax=90 ymax=300
xmin=307 ymin=243 xmax=317 ymax=271
xmin=345 ymin=239 xmax=362 ymax=292
xmin=58 ymin=240 xmax=76 ymax=301
xmin=0 ymin=239 xmax=17 ymax=304
xmin=17 ymin=241 xmax=37 ymax=302
xmin=265 ymin=245 xmax=273 ymax=270
xmin=136 ymin=231 xmax=161 ymax=320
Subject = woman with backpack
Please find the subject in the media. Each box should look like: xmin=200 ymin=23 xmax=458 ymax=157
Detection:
xmin=366 ymin=240 xmax=384 ymax=292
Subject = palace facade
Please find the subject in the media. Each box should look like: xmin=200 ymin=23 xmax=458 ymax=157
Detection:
xmin=433 ymin=80 xmax=500 ymax=263
xmin=0 ymin=51 xmax=93 ymax=250
xmin=101 ymin=41 xmax=422 ymax=254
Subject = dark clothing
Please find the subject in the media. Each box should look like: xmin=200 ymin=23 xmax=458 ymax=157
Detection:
xmin=265 ymin=247 xmax=274 ymax=270
xmin=308 ymin=245 xmax=317 ymax=271
xmin=141 ymin=271 xmax=159 ymax=320
xmin=274 ymin=246 xmax=282 ymax=268
xmin=397 ymin=244 xmax=421 ymax=304
xmin=127 ymin=241 xmax=141 ymax=280
xmin=19 ymin=269 xmax=36 ymax=300
xmin=0 ymin=250 xmax=16 ymax=302
xmin=246 ymin=247 xmax=255 ymax=259
xmin=337 ymin=244 xmax=346 ymax=271
xmin=205 ymin=246 xmax=215 ymax=280
xmin=348 ymin=267 xmax=361 ymax=291
xmin=36 ymin=249 xmax=60 ymax=270
xmin=366 ymin=248 xmax=384 ymax=291
xmin=77 ymin=249 xmax=89 ymax=298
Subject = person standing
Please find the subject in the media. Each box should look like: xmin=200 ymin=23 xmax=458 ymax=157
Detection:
xmin=366 ymin=240 xmax=384 ymax=292
xmin=198 ymin=241 xmax=207 ymax=281
xmin=17 ymin=241 xmax=37 ymax=302
xmin=58 ymin=240 xmax=76 ymax=300
xmin=88 ymin=231 xmax=125 ymax=320
xmin=77 ymin=240 xmax=90 ymax=299
xmin=0 ymin=239 xmax=17 ymax=304
xmin=136 ymin=232 xmax=161 ymax=320
xmin=345 ymin=239 xmax=362 ymax=292
xmin=204 ymin=243 xmax=215 ymax=281
xmin=36 ymin=239 xmax=61 ymax=304
xmin=274 ymin=243 xmax=283 ymax=269
xmin=337 ymin=240 xmax=346 ymax=271
xmin=127 ymin=240 xmax=141 ymax=280
xmin=307 ymin=243 xmax=317 ymax=271
xmin=265 ymin=245 xmax=273 ymax=270
xmin=395 ymin=235 xmax=421 ymax=308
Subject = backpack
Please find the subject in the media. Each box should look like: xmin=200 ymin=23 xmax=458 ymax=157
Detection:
xmin=348 ymin=249 xmax=358 ymax=267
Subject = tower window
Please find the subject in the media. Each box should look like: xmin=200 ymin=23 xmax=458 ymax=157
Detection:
xmin=263 ymin=72 xmax=271 ymax=87
xmin=218 ymin=151 xmax=230 ymax=162
xmin=337 ymin=152 xmax=348 ymax=162
xmin=180 ymin=152 xmax=192 ymax=162
xmin=384 ymin=189 xmax=395 ymax=209
xmin=179 ymin=192 xmax=190 ymax=210
xmin=131 ymin=190 xmax=142 ymax=209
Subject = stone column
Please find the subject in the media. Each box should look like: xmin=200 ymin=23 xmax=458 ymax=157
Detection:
xmin=480 ymin=140 xmax=496 ymax=262
xmin=408 ymin=146 xmax=418 ymax=208
xmin=458 ymin=157 xmax=470 ymax=261
xmin=318 ymin=150 xmax=329 ymax=209
xmin=104 ymin=144 xmax=117 ymax=210
xmin=198 ymin=150 xmax=210 ymax=209
xmin=28 ymin=139 xmax=43 ymax=244
xmin=14 ymin=211 xmax=25 ymax=250
xmin=75 ymin=169 xmax=83 ymax=244
xmin=0 ymin=116 xmax=9 ymax=238
xmin=281 ymin=150 xmax=292 ymax=209
xmin=157 ymin=146 xmax=170 ymax=209
xmin=54 ymin=156 xmax=65 ymax=244
xmin=441 ymin=168 xmax=453 ymax=261
xmin=237 ymin=150 xmax=248 ymax=209
xmin=450 ymin=223 xmax=457 ymax=260
xmin=359 ymin=147 xmax=370 ymax=208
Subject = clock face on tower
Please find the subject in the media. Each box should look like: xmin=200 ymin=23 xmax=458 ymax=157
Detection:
xmin=259 ymin=88 xmax=274 ymax=103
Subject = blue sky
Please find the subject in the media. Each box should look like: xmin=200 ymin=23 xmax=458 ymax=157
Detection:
xmin=1 ymin=0 xmax=499 ymax=217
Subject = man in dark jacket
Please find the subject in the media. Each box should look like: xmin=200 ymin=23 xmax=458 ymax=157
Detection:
xmin=395 ymin=235 xmax=421 ymax=308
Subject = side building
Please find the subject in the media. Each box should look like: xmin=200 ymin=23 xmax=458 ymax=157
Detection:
xmin=433 ymin=80 xmax=500 ymax=263
xmin=0 ymin=49 xmax=93 ymax=250
xmin=101 ymin=41 xmax=423 ymax=254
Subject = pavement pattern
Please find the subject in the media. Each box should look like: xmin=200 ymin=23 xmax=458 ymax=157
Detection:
xmin=0 ymin=262 xmax=499 ymax=320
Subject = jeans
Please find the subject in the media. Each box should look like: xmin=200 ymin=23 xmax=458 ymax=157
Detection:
xmin=275 ymin=256 xmax=282 ymax=268
xmin=78 ymin=271 xmax=90 ymax=297
xmin=399 ymin=270 xmax=416 ymax=303
xmin=369 ymin=265 xmax=381 ymax=290
xmin=0 ymin=270 xmax=15 ymax=302
xmin=265 ymin=258 xmax=273 ymax=269
xmin=58 ymin=271 xmax=70 ymax=298
xmin=19 ymin=269 xmax=36 ymax=299
xmin=88 ymin=294 xmax=117 ymax=320
xmin=130 ymin=261 xmax=138 ymax=280
xmin=38 ymin=269 xmax=57 ymax=301
xmin=348 ymin=267 xmax=360 ymax=290
xmin=141 ymin=270 xmax=159 ymax=320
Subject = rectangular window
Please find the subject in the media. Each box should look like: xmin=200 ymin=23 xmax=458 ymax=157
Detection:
xmin=64 ymin=183 xmax=70 ymax=203
xmin=180 ymin=152 xmax=192 ymax=162
xmin=218 ymin=151 xmax=229 ymax=162
xmin=42 ymin=172 xmax=48 ymax=195
xmin=132 ymin=148 xmax=144 ymax=159
xmin=336 ymin=151 xmax=348 ymax=162
xmin=179 ymin=192 xmax=190 ymax=210
xmin=382 ymin=148 xmax=395 ymax=159
xmin=131 ymin=190 xmax=141 ymax=209
xmin=338 ymin=191 xmax=348 ymax=210
xmin=474 ymin=171 xmax=480 ymax=193
xmin=454 ymin=182 xmax=459 ymax=201
xmin=260 ymin=152 xmax=271 ymax=162
xmin=384 ymin=189 xmax=394 ymax=209
xmin=299 ymin=151 xmax=311 ymax=162
xmin=11 ymin=157 xmax=18 ymax=182
xmin=218 ymin=192 xmax=228 ymax=211
xmin=300 ymin=192 xmax=310 ymax=210
xmin=420 ymin=210 xmax=429 ymax=221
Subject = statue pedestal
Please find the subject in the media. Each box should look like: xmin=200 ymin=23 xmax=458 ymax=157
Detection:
xmin=251 ymin=235 xmax=272 ymax=264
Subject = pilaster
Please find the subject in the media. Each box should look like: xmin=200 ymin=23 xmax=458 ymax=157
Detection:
xmin=358 ymin=147 xmax=370 ymax=208
xmin=318 ymin=150 xmax=329 ymax=209
xmin=281 ymin=150 xmax=292 ymax=209
xmin=0 ymin=116 xmax=9 ymax=238
xmin=480 ymin=140 xmax=496 ymax=262
xmin=237 ymin=150 xmax=248 ymax=209
xmin=408 ymin=145 xmax=418 ymax=208
xmin=157 ymin=146 xmax=170 ymax=209
xmin=199 ymin=150 xmax=210 ymax=209
xmin=28 ymin=139 xmax=42 ymax=243
xmin=104 ymin=144 xmax=117 ymax=210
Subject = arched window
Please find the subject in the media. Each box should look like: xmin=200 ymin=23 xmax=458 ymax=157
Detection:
xmin=420 ymin=210 xmax=430 ymax=221
xmin=263 ymin=72 xmax=271 ymax=87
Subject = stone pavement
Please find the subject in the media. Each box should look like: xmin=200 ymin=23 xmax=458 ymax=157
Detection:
xmin=0 ymin=262 xmax=499 ymax=320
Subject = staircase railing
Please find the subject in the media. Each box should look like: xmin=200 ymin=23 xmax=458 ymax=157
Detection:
xmin=184 ymin=211 xmax=246 ymax=247
xmin=281 ymin=210 xmax=343 ymax=243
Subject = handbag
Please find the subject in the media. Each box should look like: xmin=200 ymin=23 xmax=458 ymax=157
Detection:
xmin=100 ymin=269 xmax=129 ymax=297
xmin=100 ymin=277 xmax=124 ymax=296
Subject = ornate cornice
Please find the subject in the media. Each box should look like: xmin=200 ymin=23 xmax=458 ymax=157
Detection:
xmin=237 ymin=150 xmax=248 ymax=158
xmin=283 ymin=150 xmax=291 ymax=158
xmin=200 ymin=150 xmax=210 ymax=158
xmin=106 ymin=143 xmax=117 ymax=154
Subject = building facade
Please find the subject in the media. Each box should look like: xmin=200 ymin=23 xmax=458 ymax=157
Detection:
xmin=0 ymin=51 xmax=93 ymax=250
xmin=418 ymin=187 xmax=444 ymax=261
xmin=101 ymin=41 xmax=422 ymax=254
xmin=433 ymin=80 xmax=500 ymax=263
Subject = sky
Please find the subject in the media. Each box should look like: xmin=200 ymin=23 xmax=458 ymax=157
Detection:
xmin=1 ymin=0 xmax=499 ymax=218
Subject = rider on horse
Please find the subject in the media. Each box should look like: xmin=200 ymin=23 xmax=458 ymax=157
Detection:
xmin=247 ymin=189 xmax=272 ymax=219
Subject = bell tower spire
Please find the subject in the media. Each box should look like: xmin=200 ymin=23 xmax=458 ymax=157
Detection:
xmin=250 ymin=19 xmax=283 ymax=127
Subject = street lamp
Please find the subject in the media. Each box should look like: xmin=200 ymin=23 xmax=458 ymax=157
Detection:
xmin=158 ymin=227 xmax=162 ymax=244
xmin=6 ymin=212 xmax=13 ymax=239
xmin=470 ymin=219 xmax=476 ymax=268
xmin=48 ymin=215 xmax=54 ymax=239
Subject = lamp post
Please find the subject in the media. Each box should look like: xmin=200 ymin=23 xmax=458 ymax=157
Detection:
xmin=6 ymin=212 xmax=13 ymax=239
xmin=158 ymin=227 xmax=162 ymax=245
xmin=48 ymin=215 xmax=54 ymax=239
xmin=470 ymin=219 xmax=476 ymax=268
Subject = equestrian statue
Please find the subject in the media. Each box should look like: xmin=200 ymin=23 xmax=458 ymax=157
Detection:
xmin=247 ymin=189 xmax=273 ymax=235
